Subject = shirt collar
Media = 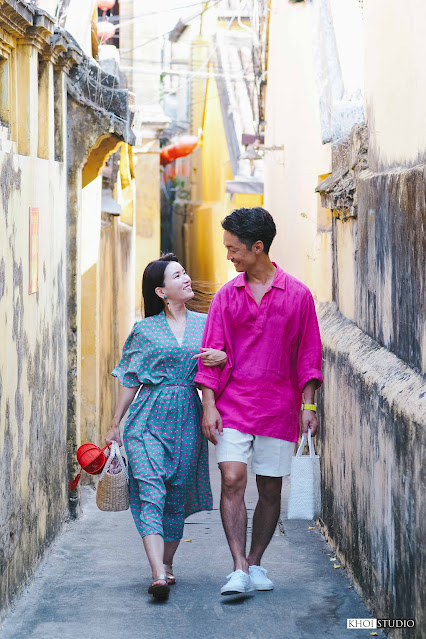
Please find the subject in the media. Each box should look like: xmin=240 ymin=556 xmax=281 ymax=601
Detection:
xmin=233 ymin=262 xmax=286 ymax=290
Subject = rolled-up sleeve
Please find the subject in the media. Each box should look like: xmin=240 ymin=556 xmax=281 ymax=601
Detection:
xmin=194 ymin=296 xmax=227 ymax=393
xmin=296 ymin=293 xmax=323 ymax=391
xmin=111 ymin=324 xmax=142 ymax=388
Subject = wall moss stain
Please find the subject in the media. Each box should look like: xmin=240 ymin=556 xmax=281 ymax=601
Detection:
xmin=0 ymin=154 xmax=21 ymax=227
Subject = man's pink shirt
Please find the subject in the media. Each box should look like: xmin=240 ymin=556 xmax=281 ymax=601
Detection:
xmin=194 ymin=264 xmax=323 ymax=443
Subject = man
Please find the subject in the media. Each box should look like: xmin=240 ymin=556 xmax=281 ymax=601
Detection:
xmin=194 ymin=207 xmax=323 ymax=595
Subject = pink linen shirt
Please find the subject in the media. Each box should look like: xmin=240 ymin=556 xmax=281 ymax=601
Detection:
xmin=194 ymin=264 xmax=323 ymax=442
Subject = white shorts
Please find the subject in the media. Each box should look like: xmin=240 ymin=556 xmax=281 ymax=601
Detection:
xmin=215 ymin=428 xmax=295 ymax=477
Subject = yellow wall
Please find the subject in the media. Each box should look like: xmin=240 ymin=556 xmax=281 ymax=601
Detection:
xmin=185 ymin=73 xmax=263 ymax=288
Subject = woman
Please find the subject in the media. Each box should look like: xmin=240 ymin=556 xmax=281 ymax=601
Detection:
xmin=105 ymin=254 xmax=225 ymax=600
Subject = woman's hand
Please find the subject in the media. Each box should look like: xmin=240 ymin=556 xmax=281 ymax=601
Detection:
xmin=192 ymin=347 xmax=227 ymax=368
xmin=105 ymin=423 xmax=123 ymax=447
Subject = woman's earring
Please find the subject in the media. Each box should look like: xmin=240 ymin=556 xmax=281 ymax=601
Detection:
xmin=164 ymin=295 xmax=167 ymax=300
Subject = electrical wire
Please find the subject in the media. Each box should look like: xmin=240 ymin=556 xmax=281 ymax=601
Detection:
xmin=106 ymin=0 xmax=216 ymax=26
xmin=120 ymin=0 xmax=221 ymax=55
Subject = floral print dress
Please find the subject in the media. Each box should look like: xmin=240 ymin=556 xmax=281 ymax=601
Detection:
xmin=112 ymin=310 xmax=212 ymax=542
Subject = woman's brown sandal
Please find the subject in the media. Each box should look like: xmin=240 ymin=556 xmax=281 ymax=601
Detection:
xmin=164 ymin=564 xmax=176 ymax=586
xmin=148 ymin=574 xmax=170 ymax=599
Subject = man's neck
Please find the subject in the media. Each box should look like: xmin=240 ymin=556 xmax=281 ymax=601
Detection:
xmin=245 ymin=256 xmax=276 ymax=285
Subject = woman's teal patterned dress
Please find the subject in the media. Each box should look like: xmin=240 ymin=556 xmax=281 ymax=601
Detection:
xmin=112 ymin=310 xmax=212 ymax=542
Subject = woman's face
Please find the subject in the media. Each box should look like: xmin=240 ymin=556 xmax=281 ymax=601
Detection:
xmin=157 ymin=262 xmax=194 ymax=304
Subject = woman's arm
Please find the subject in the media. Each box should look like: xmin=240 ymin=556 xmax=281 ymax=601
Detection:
xmin=105 ymin=384 xmax=140 ymax=445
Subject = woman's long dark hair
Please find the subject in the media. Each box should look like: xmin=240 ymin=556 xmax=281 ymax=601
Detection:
xmin=142 ymin=253 xmax=179 ymax=318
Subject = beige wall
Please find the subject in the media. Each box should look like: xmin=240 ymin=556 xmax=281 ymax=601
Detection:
xmin=264 ymin=0 xmax=332 ymax=297
xmin=365 ymin=0 xmax=426 ymax=170
xmin=133 ymin=147 xmax=162 ymax=313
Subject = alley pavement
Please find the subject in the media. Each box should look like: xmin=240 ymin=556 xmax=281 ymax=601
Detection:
xmin=1 ymin=445 xmax=385 ymax=639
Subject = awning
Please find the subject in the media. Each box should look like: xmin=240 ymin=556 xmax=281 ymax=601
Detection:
xmin=226 ymin=178 xmax=264 ymax=195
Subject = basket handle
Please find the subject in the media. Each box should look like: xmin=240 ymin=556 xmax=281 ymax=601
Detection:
xmin=99 ymin=441 xmax=128 ymax=481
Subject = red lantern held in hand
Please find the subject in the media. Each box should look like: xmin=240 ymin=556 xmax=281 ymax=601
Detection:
xmin=68 ymin=443 xmax=110 ymax=491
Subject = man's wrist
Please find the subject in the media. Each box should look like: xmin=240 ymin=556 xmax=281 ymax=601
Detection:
xmin=301 ymin=403 xmax=317 ymax=412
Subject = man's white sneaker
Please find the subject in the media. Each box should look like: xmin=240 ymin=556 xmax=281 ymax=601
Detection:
xmin=249 ymin=565 xmax=274 ymax=591
xmin=220 ymin=569 xmax=255 ymax=595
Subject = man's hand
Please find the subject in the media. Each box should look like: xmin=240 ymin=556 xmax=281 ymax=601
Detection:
xmin=301 ymin=409 xmax=318 ymax=437
xmin=202 ymin=403 xmax=223 ymax=445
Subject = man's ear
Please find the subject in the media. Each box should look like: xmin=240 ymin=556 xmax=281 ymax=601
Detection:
xmin=253 ymin=240 xmax=264 ymax=254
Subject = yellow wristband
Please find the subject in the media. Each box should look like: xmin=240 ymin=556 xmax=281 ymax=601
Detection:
xmin=302 ymin=403 xmax=317 ymax=412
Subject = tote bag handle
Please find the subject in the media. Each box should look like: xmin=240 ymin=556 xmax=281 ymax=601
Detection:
xmin=295 ymin=428 xmax=316 ymax=458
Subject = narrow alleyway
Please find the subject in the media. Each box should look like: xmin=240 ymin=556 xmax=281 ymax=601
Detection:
xmin=1 ymin=447 xmax=383 ymax=639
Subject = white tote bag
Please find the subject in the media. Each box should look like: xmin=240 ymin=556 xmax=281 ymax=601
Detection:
xmin=287 ymin=429 xmax=321 ymax=520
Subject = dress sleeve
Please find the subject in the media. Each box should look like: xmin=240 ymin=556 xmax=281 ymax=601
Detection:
xmin=111 ymin=324 xmax=142 ymax=388
xmin=194 ymin=294 xmax=229 ymax=393
xmin=297 ymin=292 xmax=324 ymax=391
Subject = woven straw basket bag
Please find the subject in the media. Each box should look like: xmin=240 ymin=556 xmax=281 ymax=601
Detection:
xmin=96 ymin=441 xmax=130 ymax=512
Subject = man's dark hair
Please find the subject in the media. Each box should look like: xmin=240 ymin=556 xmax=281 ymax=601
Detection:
xmin=142 ymin=253 xmax=179 ymax=317
xmin=221 ymin=207 xmax=277 ymax=254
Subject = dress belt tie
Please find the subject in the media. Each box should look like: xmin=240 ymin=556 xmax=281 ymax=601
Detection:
xmin=162 ymin=382 xmax=194 ymax=388
xmin=143 ymin=382 xmax=194 ymax=389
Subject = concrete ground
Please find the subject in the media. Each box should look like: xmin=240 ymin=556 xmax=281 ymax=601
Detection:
xmin=1 ymin=445 xmax=385 ymax=639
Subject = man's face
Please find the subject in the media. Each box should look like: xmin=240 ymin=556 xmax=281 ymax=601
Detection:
xmin=223 ymin=230 xmax=257 ymax=272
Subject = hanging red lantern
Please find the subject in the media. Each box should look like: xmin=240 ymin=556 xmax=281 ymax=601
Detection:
xmin=68 ymin=442 xmax=110 ymax=491
xmin=160 ymin=135 xmax=198 ymax=166
xmin=97 ymin=20 xmax=116 ymax=43
xmin=97 ymin=0 xmax=116 ymax=11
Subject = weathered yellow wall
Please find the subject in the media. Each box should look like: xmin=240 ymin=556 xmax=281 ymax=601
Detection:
xmin=0 ymin=0 xmax=138 ymax=617
xmin=0 ymin=150 xmax=68 ymax=611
